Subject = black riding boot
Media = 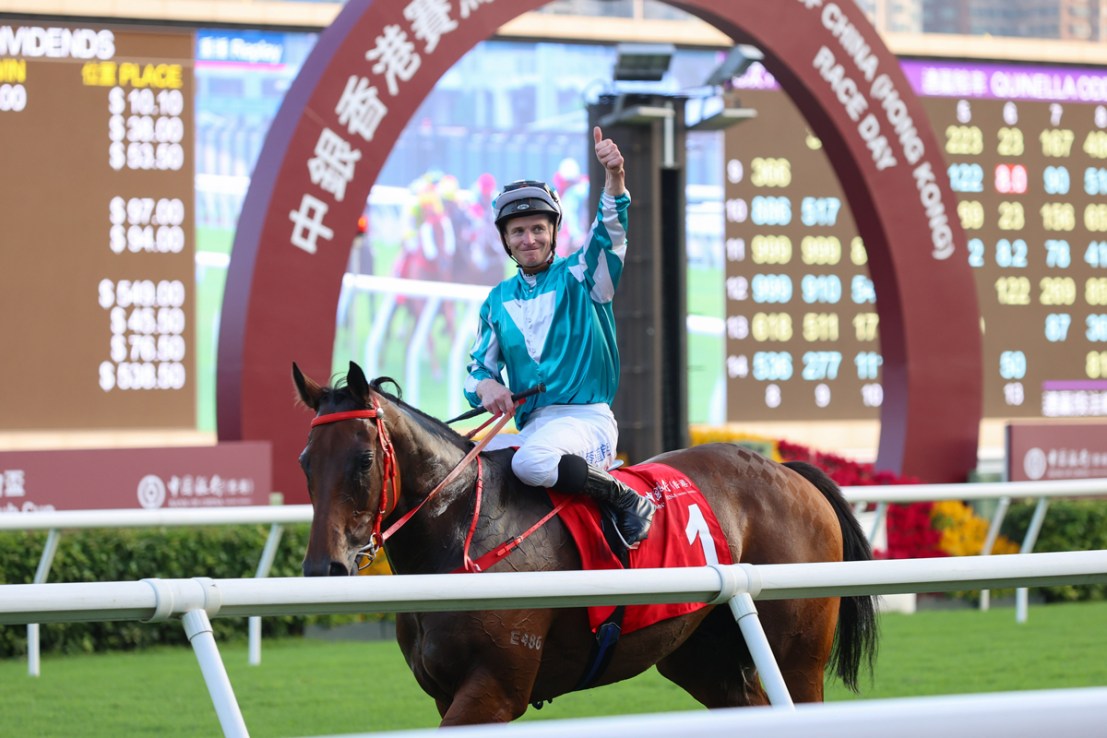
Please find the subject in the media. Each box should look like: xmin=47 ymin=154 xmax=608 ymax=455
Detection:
xmin=554 ymin=455 xmax=656 ymax=549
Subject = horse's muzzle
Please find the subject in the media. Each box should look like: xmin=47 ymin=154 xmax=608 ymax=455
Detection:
xmin=303 ymin=559 xmax=351 ymax=577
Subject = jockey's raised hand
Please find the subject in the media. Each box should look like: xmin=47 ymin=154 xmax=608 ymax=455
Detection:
xmin=594 ymin=125 xmax=625 ymax=197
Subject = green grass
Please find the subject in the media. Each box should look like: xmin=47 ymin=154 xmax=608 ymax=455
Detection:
xmin=3 ymin=601 xmax=1106 ymax=736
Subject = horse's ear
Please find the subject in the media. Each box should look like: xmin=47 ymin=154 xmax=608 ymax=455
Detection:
xmin=292 ymin=362 xmax=323 ymax=411
xmin=347 ymin=361 xmax=371 ymax=405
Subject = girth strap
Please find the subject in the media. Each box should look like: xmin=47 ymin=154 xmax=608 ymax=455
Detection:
xmin=530 ymin=605 xmax=626 ymax=711
xmin=572 ymin=606 xmax=626 ymax=691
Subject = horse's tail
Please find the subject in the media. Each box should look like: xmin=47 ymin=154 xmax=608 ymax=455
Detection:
xmin=783 ymin=461 xmax=879 ymax=692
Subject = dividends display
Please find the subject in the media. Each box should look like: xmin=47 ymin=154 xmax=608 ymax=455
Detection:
xmin=0 ymin=24 xmax=195 ymax=429
xmin=724 ymin=59 xmax=1107 ymax=421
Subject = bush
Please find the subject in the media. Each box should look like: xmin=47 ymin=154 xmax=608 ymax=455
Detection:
xmin=0 ymin=524 xmax=362 ymax=657
xmin=1001 ymin=499 xmax=1107 ymax=602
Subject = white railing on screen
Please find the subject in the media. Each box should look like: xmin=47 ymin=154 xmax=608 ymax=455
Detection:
xmin=1 ymin=551 xmax=1105 ymax=738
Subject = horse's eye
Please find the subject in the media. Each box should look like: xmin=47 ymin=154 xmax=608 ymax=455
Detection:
xmin=358 ymin=450 xmax=374 ymax=473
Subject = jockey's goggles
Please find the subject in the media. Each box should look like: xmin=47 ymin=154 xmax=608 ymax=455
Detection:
xmin=493 ymin=180 xmax=562 ymax=231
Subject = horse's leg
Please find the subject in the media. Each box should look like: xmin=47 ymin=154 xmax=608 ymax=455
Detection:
xmin=760 ymin=597 xmax=839 ymax=703
xmin=438 ymin=667 xmax=531 ymax=726
xmin=658 ymin=598 xmax=837 ymax=706
xmin=655 ymin=606 xmax=765 ymax=708
xmin=415 ymin=611 xmax=550 ymax=726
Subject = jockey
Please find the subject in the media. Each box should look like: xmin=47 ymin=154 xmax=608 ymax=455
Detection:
xmin=463 ymin=126 xmax=655 ymax=549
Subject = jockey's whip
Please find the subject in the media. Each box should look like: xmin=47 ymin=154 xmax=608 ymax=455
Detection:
xmin=445 ymin=383 xmax=545 ymax=425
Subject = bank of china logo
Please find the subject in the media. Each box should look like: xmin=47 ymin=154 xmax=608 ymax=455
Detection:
xmin=136 ymin=474 xmax=167 ymax=509
xmin=1023 ymin=447 xmax=1047 ymax=481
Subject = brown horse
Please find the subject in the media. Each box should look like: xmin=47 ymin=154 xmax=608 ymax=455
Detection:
xmin=293 ymin=361 xmax=877 ymax=726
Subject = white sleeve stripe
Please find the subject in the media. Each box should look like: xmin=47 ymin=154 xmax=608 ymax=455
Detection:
xmin=463 ymin=373 xmax=481 ymax=394
xmin=601 ymin=192 xmax=627 ymax=248
xmin=591 ymin=251 xmax=615 ymax=303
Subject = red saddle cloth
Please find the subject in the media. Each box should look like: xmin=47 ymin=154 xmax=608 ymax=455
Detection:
xmin=548 ymin=461 xmax=733 ymax=635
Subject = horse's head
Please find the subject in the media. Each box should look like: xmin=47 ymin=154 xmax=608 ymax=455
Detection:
xmin=293 ymin=360 xmax=394 ymax=577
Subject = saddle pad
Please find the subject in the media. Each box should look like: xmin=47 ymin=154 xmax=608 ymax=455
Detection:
xmin=548 ymin=461 xmax=733 ymax=635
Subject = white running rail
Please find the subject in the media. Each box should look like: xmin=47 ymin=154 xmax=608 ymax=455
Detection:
xmin=4 ymin=477 xmax=1106 ymax=676
xmin=1 ymin=551 xmax=1106 ymax=737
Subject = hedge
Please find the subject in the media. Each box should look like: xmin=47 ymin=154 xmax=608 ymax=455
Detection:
xmin=0 ymin=524 xmax=368 ymax=658
xmin=1001 ymin=499 xmax=1107 ymax=602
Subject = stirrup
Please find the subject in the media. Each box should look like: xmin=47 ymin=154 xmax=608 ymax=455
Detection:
xmin=602 ymin=509 xmax=642 ymax=551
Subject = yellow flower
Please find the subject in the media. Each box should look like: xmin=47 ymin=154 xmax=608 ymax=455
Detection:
xmin=931 ymin=499 xmax=1019 ymax=556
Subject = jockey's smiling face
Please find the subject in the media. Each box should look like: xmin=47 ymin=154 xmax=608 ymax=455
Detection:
xmin=503 ymin=213 xmax=555 ymax=271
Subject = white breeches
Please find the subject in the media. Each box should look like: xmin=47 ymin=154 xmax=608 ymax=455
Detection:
xmin=481 ymin=403 xmax=618 ymax=488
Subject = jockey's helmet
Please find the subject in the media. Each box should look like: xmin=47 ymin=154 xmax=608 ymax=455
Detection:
xmin=493 ymin=180 xmax=562 ymax=234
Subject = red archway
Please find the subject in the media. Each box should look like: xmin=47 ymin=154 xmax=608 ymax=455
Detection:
xmin=218 ymin=0 xmax=982 ymax=500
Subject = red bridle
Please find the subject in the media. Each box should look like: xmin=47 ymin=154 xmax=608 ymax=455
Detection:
xmin=310 ymin=409 xmax=379 ymax=427
xmin=309 ymin=403 xmax=398 ymax=556
xmin=308 ymin=401 xmax=549 ymax=573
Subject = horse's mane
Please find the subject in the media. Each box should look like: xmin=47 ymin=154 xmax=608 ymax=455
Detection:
xmin=368 ymin=376 xmax=475 ymax=454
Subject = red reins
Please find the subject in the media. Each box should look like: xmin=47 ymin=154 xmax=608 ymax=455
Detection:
xmin=309 ymin=401 xmax=543 ymax=572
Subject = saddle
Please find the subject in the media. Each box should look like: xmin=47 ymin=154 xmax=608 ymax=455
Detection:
xmin=534 ymin=461 xmax=732 ymax=703
xmin=548 ymin=461 xmax=733 ymax=635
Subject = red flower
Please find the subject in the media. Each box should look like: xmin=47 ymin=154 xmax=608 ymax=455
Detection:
xmin=777 ymin=440 xmax=936 ymax=558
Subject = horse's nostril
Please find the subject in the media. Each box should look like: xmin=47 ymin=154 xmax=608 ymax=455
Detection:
xmin=303 ymin=559 xmax=342 ymax=577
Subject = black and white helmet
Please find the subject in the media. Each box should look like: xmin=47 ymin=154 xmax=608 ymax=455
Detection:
xmin=493 ymin=179 xmax=562 ymax=233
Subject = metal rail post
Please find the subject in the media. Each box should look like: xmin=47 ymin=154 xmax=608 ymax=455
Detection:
xmin=27 ymin=527 xmax=61 ymax=677
xmin=978 ymin=496 xmax=1010 ymax=611
xmin=248 ymin=522 xmax=284 ymax=665
xmin=727 ymin=593 xmax=794 ymax=708
xmin=867 ymin=502 xmax=888 ymax=544
xmin=183 ymin=609 xmax=249 ymax=738
xmin=1016 ymin=497 xmax=1050 ymax=623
